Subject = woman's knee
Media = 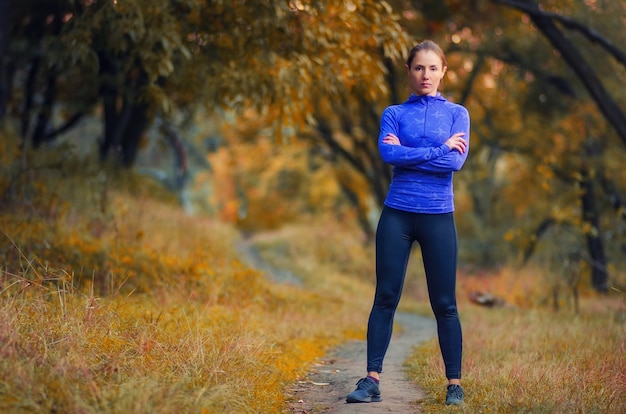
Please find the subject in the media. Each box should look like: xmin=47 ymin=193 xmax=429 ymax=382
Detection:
xmin=430 ymin=299 xmax=458 ymax=318
xmin=374 ymin=288 xmax=402 ymax=309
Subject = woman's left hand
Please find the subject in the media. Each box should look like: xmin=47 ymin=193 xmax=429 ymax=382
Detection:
xmin=382 ymin=133 xmax=401 ymax=145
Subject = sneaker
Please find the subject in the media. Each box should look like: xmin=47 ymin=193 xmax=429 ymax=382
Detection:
xmin=346 ymin=377 xmax=382 ymax=403
xmin=445 ymin=384 xmax=464 ymax=405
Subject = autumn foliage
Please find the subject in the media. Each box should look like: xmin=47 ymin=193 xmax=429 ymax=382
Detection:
xmin=0 ymin=134 xmax=368 ymax=413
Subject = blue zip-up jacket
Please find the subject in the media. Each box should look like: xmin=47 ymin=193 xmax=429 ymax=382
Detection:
xmin=379 ymin=92 xmax=470 ymax=214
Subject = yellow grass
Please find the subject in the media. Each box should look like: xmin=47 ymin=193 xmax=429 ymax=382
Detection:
xmin=406 ymin=269 xmax=625 ymax=413
xmin=2 ymin=135 xmax=624 ymax=413
xmin=0 ymin=140 xmax=372 ymax=413
xmin=1 ymin=204 xmax=366 ymax=413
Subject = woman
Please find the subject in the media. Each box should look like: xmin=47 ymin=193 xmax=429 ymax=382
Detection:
xmin=346 ymin=40 xmax=469 ymax=406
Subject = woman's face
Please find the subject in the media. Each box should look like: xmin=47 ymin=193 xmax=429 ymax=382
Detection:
xmin=406 ymin=50 xmax=447 ymax=96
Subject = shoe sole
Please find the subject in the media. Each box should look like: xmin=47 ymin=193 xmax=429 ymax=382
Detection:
xmin=346 ymin=396 xmax=382 ymax=403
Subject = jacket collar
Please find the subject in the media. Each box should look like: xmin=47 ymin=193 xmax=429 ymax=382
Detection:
xmin=405 ymin=92 xmax=446 ymax=104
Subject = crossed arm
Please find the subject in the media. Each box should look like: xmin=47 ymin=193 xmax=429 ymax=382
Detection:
xmin=378 ymin=108 xmax=470 ymax=173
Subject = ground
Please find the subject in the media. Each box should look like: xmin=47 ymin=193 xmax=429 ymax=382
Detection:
xmin=285 ymin=312 xmax=436 ymax=413
xmin=236 ymin=237 xmax=437 ymax=413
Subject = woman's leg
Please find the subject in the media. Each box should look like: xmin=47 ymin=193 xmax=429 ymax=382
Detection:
xmin=366 ymin=206 xmax=414 ymax=374
xmin=417 ymin=213 xmax=463 ymax=380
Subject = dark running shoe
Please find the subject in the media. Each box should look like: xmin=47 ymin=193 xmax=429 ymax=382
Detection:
xmin=346 ymin=377 xmax=382 ymax=403
xmin=445 ymin=384 xmax=464 ymax=405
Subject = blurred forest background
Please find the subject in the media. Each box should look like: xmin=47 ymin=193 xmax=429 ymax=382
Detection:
xmin=2 ymin=0 xmax=624 ymax=294
xmin=1 ymin=1 xmax=625 ymax=413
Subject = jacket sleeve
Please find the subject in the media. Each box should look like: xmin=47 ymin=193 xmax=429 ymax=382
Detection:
xmin=378 ymin=107 xmax=450 ymax=168
xmin=412 ymin=106 xmax=470 ymax=173
xmin=378 ymin=106 xmax=470 ymax=173
xmin=415 ymin=106 xmax=470 ymax=173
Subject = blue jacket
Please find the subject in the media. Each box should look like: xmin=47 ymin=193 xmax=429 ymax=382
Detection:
xmin=378 ymin=92 xmax=470 ymax=214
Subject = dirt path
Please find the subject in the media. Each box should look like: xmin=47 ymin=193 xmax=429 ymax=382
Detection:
xmin=235 ymin=237 xmax=437 ymax=413
xmin=287 ymin=312 xmax=436 ymax=413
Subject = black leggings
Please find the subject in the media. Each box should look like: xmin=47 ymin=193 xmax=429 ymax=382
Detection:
xmin=366 ymin=206 xmax=462 ymax=379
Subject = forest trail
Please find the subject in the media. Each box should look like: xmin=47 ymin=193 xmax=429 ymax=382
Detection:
xmin=235 ymin=238 xmax=437 ymax=413
xmin=286 ymin=312 xmax=436 ymax=414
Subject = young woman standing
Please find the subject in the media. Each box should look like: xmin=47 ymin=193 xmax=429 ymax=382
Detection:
xmin=346 ymin=40 xmax=469 ymax=406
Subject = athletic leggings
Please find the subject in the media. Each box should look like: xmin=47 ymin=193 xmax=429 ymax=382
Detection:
xmin=366 ymin=206 xmax=463 ymax=379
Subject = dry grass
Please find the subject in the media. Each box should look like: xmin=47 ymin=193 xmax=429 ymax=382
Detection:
xmin=0 ymin=274 xmax=336 ymax=413
xmin=2 ymin=133 xmax=624 ymax=413
xmin=0 ymin=136 xmax=370 ymax=413
xmin=1 ymin=202 xmax=364 ymax=413
xmin=406 ymin=268 xmax=625 ymax=413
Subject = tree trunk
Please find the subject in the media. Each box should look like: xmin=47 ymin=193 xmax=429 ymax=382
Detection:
xmin=31 ymin=12 xmax=64 ymax=146
xmin=119 ymin=101 xmax=150 ymax=167
xmin=20 ymin=56 xmax=40 ymax=140
xmin=101 ymin=93 xmax=150 ymax=168
xmin=580 ymin=176 xmax=608 ymax=292
xmin=32 ymin=67 xmax=57 ymax=147
xmin=580 ymin=139 xmax=609 ymax=292
xmin=101 ymin=94 xmax=130 ymax=161
xmin=0 ymin=0 xmax=12 ymax=120
xmin=98 ymin=49 xmax=120 ymax=161
xmin=98 ymin=49 xmax=152 ymax=168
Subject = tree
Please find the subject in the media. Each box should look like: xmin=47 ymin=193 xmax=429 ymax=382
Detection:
xmin=492 ymin=0 xmax=626 ymax=146
xmin=4 ymin=0 xmax=624 ymax=291
xmin=0 ymin=0 xmax=11 ymax=119
xmin=384 ymin=0 xmax=625 ymax=289
xmin=2 ymin=0 xmax=412 ymax=169
xmin=486 ymin=0 xmax=626 ymax=291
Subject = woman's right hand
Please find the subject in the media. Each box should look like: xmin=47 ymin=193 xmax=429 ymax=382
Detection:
xmin=382 ymin=133 xmax=401 ymax=146
xmin=445 ymin=132 xmax=467 ymax=154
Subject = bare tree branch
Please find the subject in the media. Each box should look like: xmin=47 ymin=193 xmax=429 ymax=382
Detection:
xmin=493 ymin=0 xmax=626 ymax=66
xmin=522 ymin=217 xmax=556 ymax=264
xmin=43 ymin=113 xmax=85 ymax=141
xmin=492 ymin=0 xmax=626 ymax=146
